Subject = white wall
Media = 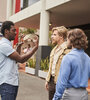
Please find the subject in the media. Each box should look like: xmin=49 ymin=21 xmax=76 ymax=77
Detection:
xmin=46 ymin=0 xmax=70 ymax=10
xmin=0 ymin=0 xmax=7 ymax=22
xmin=9 ymin=1 xmax=41 ymax=23
xmin=28 ymin=0 xmax=40 ymax=6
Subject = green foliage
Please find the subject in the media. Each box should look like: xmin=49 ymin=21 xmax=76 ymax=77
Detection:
xmin=40 ymin=57 xmax=49 ymax=71
xmin=27 ymin=28 xmax=36 ymax=34
xmin=19 ymin=28 xmax=36 ymax=35
xmin=27 ymin=59 xmax=36 ymax=68
xmin=49 ymin=31 xmax=52 ymax=39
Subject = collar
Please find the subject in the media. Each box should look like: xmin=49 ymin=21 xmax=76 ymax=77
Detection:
xmin=50 ymin=41 xmax=67 ymax=56
xmin=60 ymin=41 xmax=67 ymax=49
xmin=71 ymin=48 xmax=84 ymax=52
xmin=55 ymin=41 xmax=67 ymax=50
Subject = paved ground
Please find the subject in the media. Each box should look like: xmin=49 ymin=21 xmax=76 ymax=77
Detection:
xmin=1 ymin=72 xmax=90 ymax=100
xmin=17 ymin=72 xmax=48 ymax=100
xmin=16 ymin=72 xmax=90 ymax=100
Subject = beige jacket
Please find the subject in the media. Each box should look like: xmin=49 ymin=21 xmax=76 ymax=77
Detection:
xmin=46 ymin=42 xmax=70 ymax=84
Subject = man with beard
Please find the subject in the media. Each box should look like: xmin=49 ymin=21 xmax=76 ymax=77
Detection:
xmin=45 ymin=26 xmax=70 ymax=100
xmin=0 ymin=21 xmax=38 ymax=100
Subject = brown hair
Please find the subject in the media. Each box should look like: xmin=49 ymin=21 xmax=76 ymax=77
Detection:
xmin=52 ymin=26 xmax=68 ymax=40
xmin=67 ymin=28 xmax=88 ymax=50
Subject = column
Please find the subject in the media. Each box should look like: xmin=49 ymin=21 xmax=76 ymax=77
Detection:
xmin=12 ymin=0 xmax=16 ymax=14
xmin=35 ymin=0 xmax=51 ymax=76
xmin=6 ymin=0 xmax=13 ymax=20
xmin=39 ymin=0 xmax=49 ymax=46
xmin=39 ymin=11 xmax=50 ymax=46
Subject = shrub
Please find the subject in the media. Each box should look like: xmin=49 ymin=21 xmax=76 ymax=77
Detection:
xmin=40 ymin=57 xmax=49 ymax=71
xmin=27 ymin=59 xmax=36 ymax=68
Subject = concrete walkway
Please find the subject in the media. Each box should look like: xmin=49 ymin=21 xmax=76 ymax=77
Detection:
xmin=16 ymin=72 xmax=48 ymax=100
xmin=16 ymin=72 xmax=90 ymax=100
xmin=0 ymin=72 xmax=90 ymax=100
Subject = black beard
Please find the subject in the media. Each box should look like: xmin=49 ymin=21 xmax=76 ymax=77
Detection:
xmin=9 ymin=37 xmax=15 ymax=41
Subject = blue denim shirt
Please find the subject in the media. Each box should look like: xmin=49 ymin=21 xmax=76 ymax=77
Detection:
xmin=53 ymin=48 xmax=90 ymax=100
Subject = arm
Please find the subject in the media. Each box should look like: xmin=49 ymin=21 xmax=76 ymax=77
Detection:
xmin=9 ymin=45 xmax=38 ymax=63
xmin=45 ymin=52 xmax=52 ymax=90
xmin=0 ymin=37 xmax=38 ymax=63
xmin=45 ymin=81 xmax=49 ymax=91
xmin=9 ymin=37 xmax=38 ymax=63
xmin=45 ymin=63 xmax=50 ymax=90
xmin=16 ymin=42 xmax=23 ymax=54
xmin=53 ymin=55 xmax=71 ymax=100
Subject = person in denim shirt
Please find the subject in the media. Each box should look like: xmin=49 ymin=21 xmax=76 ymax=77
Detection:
xmin=53 ymin=28 xmax=90 ymax=100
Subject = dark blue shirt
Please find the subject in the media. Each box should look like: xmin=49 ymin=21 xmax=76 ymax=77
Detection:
xmin=53 ymin=48 xmax=90 ymax=100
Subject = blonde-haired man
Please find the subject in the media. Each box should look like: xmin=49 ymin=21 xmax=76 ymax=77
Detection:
xmin=45 ymin=26 xmax=70 ymax=100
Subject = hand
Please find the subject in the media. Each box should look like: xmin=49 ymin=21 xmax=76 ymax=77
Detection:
xmin=45 ymin=81 xmax=49 ymax=91
xmin=16 ymin=42 xmax=24 ymax=54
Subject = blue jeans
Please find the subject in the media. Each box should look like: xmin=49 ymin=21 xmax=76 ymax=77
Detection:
xmin=0 ymin=83 xmax=18 ymax=100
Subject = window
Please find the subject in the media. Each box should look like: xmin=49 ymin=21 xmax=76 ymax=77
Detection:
xmin=20 ymin=0 xmax=40 ymax=10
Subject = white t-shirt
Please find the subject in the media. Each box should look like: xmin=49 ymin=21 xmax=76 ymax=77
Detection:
xmin=0 ymin=38 xmax=19 ymax=86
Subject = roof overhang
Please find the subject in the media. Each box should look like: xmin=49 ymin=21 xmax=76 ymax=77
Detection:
xmin=9 ymin=0 xmax=90 ymax=29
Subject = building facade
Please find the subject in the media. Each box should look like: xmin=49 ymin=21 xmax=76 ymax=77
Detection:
xmin=2 ymin=0 xmax=90 ymax=75
xmin=0 ymin=0 xmax=7 ymax=22
xmin=0 ymin=0 xmax=7 ymax=34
